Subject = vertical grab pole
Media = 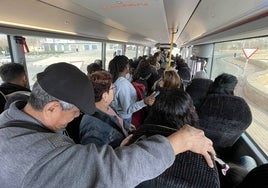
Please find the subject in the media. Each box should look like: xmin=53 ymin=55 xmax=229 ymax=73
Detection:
xmin=168 ymin=28 xmax=175 ymax=68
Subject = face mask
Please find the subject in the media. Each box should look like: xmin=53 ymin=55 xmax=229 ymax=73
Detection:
xmin=125 ymin=73 xmax=132 ymax=81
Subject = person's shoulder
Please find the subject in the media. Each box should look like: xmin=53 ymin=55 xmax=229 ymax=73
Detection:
xmin=116 ymin=77 xmax=133 ymax=88
xmin=80 ymin=114 xmax=102 ymax=126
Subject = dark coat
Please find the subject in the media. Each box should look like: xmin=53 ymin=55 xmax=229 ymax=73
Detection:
xmin=0 ymin=83 xmax=31 ymax=95
xmin=129 ymin=124 xmax=220 ymax=188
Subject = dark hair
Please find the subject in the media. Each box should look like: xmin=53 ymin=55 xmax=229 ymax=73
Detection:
xmin=218 ymin=162 xmax=248 ymax=188
xmin=237 ymin=164 xmax=268 ymax=188
xmin=0 ymin=63 xmax=26 ymax=83
xmin=108 ymin=55 xmax=129 ymax=82
xmin=132 ymin=58 xmax=152 ymax=81
xmin=145 ymin=88 xmax=198 ymax=129
xmin=94 ymin=59 xmax=103 ymax=67
xmin=208 ymin=73 xmax=238 ymax=95
xmin=87 ymin=63 xmax=102 ymax=75
xmin=153 ymin=51 xmax=161 ymax=58
xmin=88 ymin=71 xmax=112 ymax=102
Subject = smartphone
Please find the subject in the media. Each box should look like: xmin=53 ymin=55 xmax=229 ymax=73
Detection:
xmin=153 ymin=90 xmax=160 ymax=97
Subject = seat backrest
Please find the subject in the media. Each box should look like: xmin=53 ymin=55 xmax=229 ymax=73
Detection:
xmin=128 ymin=124 xmax=220 ymax=188
xmin=186 ymin=78 xmax=213 ymax=108
xmin=197 ymin=94 xmax=252 ymax=153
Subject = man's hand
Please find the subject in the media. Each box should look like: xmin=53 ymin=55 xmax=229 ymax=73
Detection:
xmin=120 ymin=134 xmax=133 ymax=147
xmin=167 ymin=125 xmax=215 ymax=168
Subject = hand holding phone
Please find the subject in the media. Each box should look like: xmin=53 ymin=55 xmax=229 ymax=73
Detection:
xmin=152 ymin=90 xmax=160 ymax=97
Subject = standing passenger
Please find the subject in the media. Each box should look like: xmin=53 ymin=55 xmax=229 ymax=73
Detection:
xmin=80 ymin=71 xmax=133 ymax=148
xmin=0 ymin=63 xmax=31 ymax=95
xmin=0 ymin=62 xmax=215 ymax=188
xmin=129 ymin=88 xmax=220 ymax=188
xmin=109 ymin=55 xmax=155 ymax=124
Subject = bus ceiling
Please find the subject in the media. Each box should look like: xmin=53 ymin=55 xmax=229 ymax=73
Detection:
xmin=1 ymin=0 xmax=268 ymax=47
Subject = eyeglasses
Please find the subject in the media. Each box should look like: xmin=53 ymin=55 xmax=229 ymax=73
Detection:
xmin=110 ymin=85 xmax=116 ymax=90
xmin=110 ymin=85 xmax=116 ymax=92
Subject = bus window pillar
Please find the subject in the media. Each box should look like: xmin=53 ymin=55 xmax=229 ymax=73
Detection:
xmin=102 ymin=42 xmax=106 ymax=70
xmin=7 ymin=35 xmax=30 ymax=88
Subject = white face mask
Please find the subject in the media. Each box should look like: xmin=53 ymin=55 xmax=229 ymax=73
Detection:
xmin=125 ymin=73 xmax=132 ymax=81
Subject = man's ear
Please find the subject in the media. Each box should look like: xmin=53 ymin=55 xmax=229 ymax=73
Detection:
xmin=20 ymin=74 xmax=28 ymax=87
xmin=41 ymin=101 xmax=62 ymax=131
xmin=43 ymin=101 xmax=61 ymax=118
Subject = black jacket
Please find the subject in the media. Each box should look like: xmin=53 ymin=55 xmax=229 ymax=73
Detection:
xmin=129 ymin=124 xmax=220 ymax=188
xmin=0 ymin=83 xmax=31 ymax=95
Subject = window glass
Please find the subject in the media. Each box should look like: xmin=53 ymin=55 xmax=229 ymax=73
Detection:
xmin=105 ymin=43 xmax=122 ymax=70
xmin=137 ymin=46 xmax=144 ymax=57
xmin=125 ymin=44 xmax=137 ymax=59
xmin=144 ymin=46 xmax=150 ymax=56
xmin=213 ymin=38 xmax=268 ymax=156
xmin=24 ymin=36 xmax=101 ymax=87
xmin=0 ymin=33 xmax=11 ymax=84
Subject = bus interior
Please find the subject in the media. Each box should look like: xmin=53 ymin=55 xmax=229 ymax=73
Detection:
xmin=0 ymin=0 xmax=268 ymax=171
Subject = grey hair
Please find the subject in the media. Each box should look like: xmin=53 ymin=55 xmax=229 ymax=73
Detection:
xmin=28 ymin=81 xmax=75 ymax=111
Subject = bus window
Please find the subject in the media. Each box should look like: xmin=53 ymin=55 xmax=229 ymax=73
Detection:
xmin=24 ymin=36 xmax=101 ymax=88
xmin=0 ymin=34 xmax=10 ymax=64
xmin=0 ymin=33 xmax=11 ymax=84
xmin=137 ymin=46 xmax=144 ymax=57
xmin=212 ymin=38 xmax=268 ymax=156
xmin=144 ymin=46 xmax=150 ymax=56
xmin=105 ymin=43 xmax=123 ymax=70
xmin=125 ymin=44 xmax=137 ymax=59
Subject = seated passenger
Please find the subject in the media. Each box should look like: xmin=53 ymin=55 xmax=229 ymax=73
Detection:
xmin=127 ymin=88 xmax=220 ymax=188
xmin=0 ymin=63 xmax=31 ymax=95
xmin=207 ymin=73 xmax=238 ymax=95
xmin=194 ymin=60 xmax=208 ymax=79
xmin=152 ymin=70 xmax=181 ymax=91
xmin=0 ymin=63 xmax=31 ymax=113
xmin=197 ymin=73 xmax=252 ymax=155
xmin=108 ymin=55 xmax=155 ymax=124
xmin=217 ymin=161 xmax=249 ymax=188
xmin=79 ymin=71 xmax=133 ymax=148
xmin=186 ymin=78 xmax=213 ymax=108
xmin=237 ymin=163 xmax=268 ymax=188
xmin=197 ymin=73 xmax=238 ymax=109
